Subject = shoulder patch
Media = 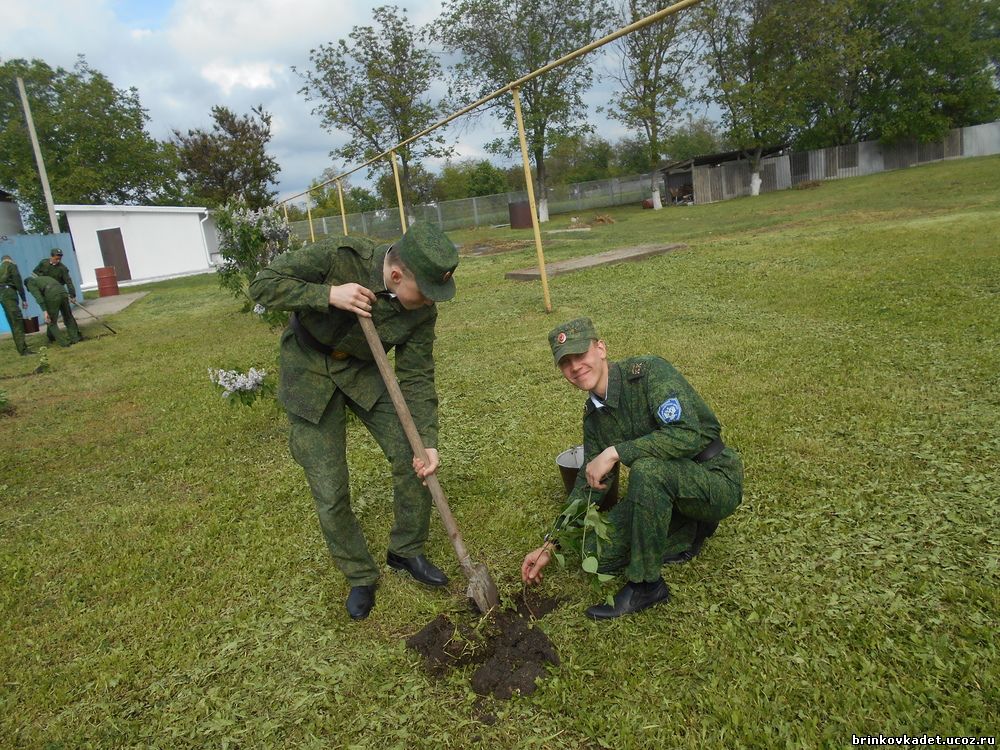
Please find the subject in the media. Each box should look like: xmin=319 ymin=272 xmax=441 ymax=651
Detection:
xmin=656 ymin=397 xmax=682 ymax=424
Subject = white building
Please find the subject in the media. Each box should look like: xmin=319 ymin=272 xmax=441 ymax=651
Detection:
xmin=55 ymin=205 xmax=220 ymax=291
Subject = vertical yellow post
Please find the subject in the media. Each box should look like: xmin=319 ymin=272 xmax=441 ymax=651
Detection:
xmin=390 ymin=150 xmax=407 ymax=233
xmin=511 ymin=87 xmax=552 ymax=313
xmin=282 ymin=203 xmax=288 ymax=222
xmin=306 ymin=200 xmax=316 ymax=244
xmin=337 ymin=180 xmax=349 ymax=235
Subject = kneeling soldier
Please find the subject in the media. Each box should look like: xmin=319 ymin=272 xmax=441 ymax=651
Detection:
xmin=522 ymin=318 xmax=744 ymax=620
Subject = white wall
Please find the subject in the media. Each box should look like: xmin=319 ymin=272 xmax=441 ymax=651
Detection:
xmin=58 ymin=206 xmax=213 ymax=289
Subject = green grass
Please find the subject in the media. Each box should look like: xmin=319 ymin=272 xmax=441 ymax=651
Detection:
xmin=2 ymin=156 xmax=998 ymax=748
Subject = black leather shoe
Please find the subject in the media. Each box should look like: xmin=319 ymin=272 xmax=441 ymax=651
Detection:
xmin=386 ymin=552 xmax=449 ymax=587
xmin=585 ymin=579 xmax=670 ymax=620
xmin=662 ymin=521 xmax=719 ymax=564
xmin=346 ymin=584 xmax=376 ymax=620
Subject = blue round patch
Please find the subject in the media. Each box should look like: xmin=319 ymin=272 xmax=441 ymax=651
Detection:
xmin=657 ymin=397 xmax=682 ymax=424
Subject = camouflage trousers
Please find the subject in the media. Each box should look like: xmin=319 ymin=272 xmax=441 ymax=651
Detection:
xmin=1 ymin=289 xmax=27 ymax=354
xmin=38 ymin=291 xmax=80 ymax=347
xmin=589 ymin=451 xmax=743 ymax=583
xmin=288 ymin=387 xmax=432 ymax=587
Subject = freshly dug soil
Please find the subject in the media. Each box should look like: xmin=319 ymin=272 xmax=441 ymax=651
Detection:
xmin=405 ymin=591 xmax=561 ymax=700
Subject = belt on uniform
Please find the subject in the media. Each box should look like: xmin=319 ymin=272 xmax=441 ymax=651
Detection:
xmin=0 ymin=284 xmax=15 ymax=290
xmin=289 ymin=313 xmax=351 ymax=360
xmin=694 ymin=437 xmax=725 ymax=463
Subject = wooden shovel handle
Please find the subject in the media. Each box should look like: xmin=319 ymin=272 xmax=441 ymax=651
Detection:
xmin=357 ymin=315 xmax=473 ymax=572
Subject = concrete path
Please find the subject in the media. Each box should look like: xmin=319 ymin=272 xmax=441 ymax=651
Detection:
xmin=1 ymin=292 xmax=147 ymax=339
xmin=76 ymin=292 xmax=148 ymax=317
xmin=504 ymin=243 xmax=687 ymax=281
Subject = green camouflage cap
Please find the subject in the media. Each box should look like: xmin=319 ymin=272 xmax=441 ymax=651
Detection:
xmin=395 ymin=221 xmax=458 ymax=302
xmin=50 ymin=248 xmax=63 ymax=257
xmin=548 ymin=317 xmax=598 ymax=365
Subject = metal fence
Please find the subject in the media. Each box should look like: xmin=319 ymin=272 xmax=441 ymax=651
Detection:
xmin=288 ymin=172 xmax=660 ymax=242
xmin=692 ymin=120 xmax=1000 ymax=204
xmin=288 ymin=120 xmax=1000 ymax=239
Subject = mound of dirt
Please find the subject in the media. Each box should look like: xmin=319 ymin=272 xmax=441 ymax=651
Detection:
xmin=405 ymin=592 xmax=561 ymax=700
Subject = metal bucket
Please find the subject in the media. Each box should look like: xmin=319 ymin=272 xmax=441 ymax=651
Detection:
xmin=555 ymin=445 xmax=619 ymax=510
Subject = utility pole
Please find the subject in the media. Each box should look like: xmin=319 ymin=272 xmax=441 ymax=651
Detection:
xmin=16 ymin=76 xmax=60 ymax=234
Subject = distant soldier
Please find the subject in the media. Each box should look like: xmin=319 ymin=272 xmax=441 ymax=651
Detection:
xmin=0 ymin=254 xmax=32 ymax=356
xmin=25 ymin=274 xmax=76 ymax=347
xmin=33 ymin=248 xmax=81 ymax=344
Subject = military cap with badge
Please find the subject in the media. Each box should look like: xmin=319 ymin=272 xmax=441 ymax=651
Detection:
xmin=548 ymin=317 xmax=599 ymax=365
xmin=395 ymin=222 xmax=458 ymax=302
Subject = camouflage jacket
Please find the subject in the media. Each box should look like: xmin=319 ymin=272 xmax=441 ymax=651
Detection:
xmin=25 ymin=274 xmax=68 ymax=306
xmin=566 ymin=356 xmax=742 ymax=507
xmin=33 ymin=260 xmax=76 ymax=298
xmin=249 ymin=236 xmax=440 ymax=446
xmin=0 ymin=260 xmax=26 ymax=302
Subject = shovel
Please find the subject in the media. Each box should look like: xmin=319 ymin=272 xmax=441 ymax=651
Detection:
xmin=357 ymin=315 xmax=499 ymax=614
xmin=71 ymin=301 xmax=117 ymax=334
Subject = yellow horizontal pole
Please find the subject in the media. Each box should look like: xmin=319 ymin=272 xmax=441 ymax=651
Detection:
xmin=280 ymin=0 xmax=704 ymax=205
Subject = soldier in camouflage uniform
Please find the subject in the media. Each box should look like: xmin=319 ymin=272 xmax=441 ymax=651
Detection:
xmin=522 ymin=318 xmax=743 ymax=620
xmin=25 ymin=273 xmax=74 ymax=347
xmin=249 ymin=222 xmax=459 ymax=621
xmin=33 ymin=249 xmax=81 ymax=344
xmin=0 ymin=255 xmax=32 ymax=356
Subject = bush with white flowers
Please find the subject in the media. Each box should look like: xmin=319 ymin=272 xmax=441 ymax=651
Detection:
xmin=208 ymin=367 xmax=274 ymax=407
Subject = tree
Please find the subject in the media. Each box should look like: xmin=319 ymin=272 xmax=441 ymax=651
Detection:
xmin=604 ymin=0 xmax=698 ymax=205
xmin=0 ymin=56 xmax=179 ymax=232
xmin=300 ymin=169 xmax=373 ymax=214
xmin=172 ymin=105 xmax=280 ymax=210
xmin=611 ymin=135 xmax=655 ymax=174
xmin=467 ymin=160 xmax=508 ymax=197
xmin=545 ymin=134 xmax=615 ymax=184
xmin=376 ymin=162 xmax=438 ymax=207
xmin=296 ymin=5 xmax=451 ymax=213
xmin=694 ymin=0 xmax=805 ymax=194
xmin=663 ymin=114 xmax=726 ymax=161
xmin=435 ymin=159 xmax=507 ymax=200
xmin=793 ymin=0 xmax=1000 ymax=149
xmin=437 ymin=0 xmax=613 ymax=221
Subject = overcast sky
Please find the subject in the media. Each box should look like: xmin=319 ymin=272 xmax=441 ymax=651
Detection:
xmin=2 ymin=0 xmax=649 ymax=204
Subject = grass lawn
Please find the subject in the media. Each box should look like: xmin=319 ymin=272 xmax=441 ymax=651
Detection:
xmin=1 ymin=156 xmax=997 ymax=748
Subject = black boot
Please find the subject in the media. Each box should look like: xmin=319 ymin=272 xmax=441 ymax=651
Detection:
xmin=662 ymin=521 xmax=719 ymax=564
xmin=387 ymin=552 xmax=449 ymax=587
xmin=585 ymin=579 xmax=670 ymax=620
xmin=347 ymin=584 xmax=377 ymax=620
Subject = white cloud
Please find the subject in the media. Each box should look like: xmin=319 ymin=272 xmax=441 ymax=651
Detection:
xmin=2 ymin=0 xmax=639 ymax=199
xmin=200 ymin=61 xmax=282 ymax=95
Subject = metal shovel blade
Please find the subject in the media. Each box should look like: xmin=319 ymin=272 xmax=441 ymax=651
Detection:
xmin=357 ymin=315 xmax=500 ymax=614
